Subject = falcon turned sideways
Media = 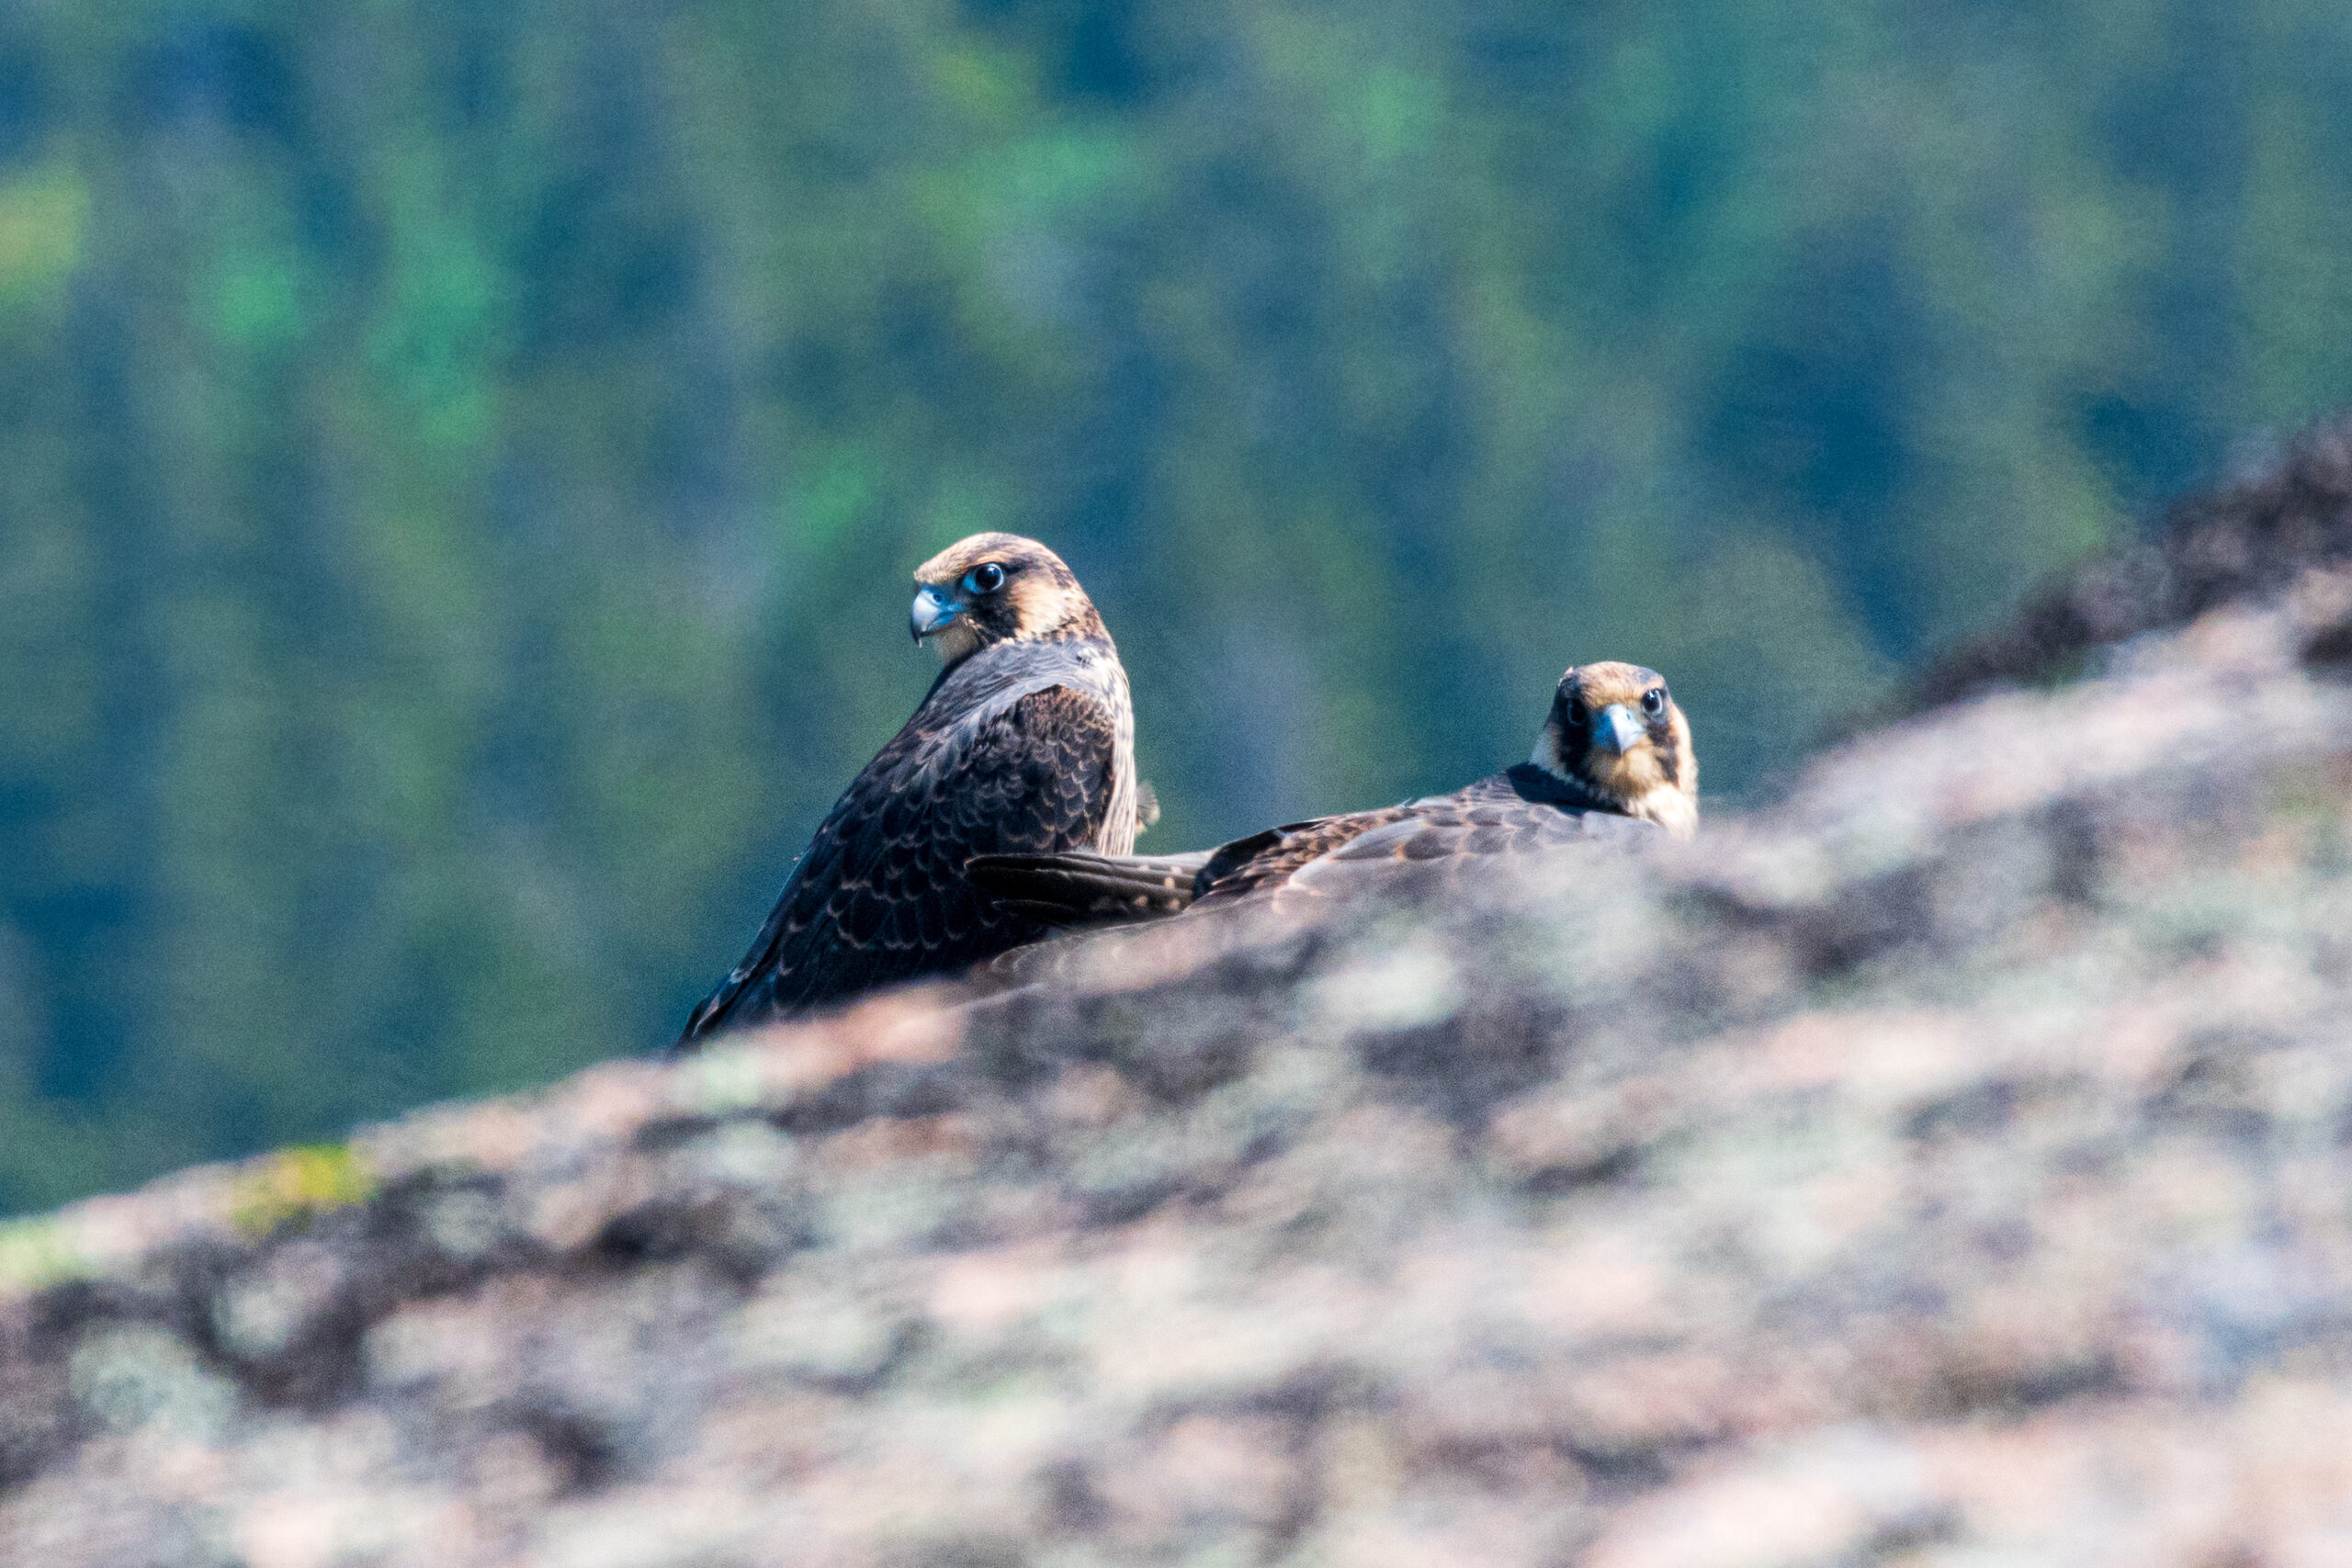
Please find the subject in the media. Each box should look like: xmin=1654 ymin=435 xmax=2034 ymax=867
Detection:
xmin=967 ymin=661 xmax=1695 ymax=925
xmin=675 ymin=534 xmax=1144 ymax=1048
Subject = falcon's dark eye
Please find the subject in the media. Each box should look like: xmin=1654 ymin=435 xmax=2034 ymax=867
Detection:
xmin=963 ymin=562 xmax=1006 ymax=595
xmin=1641 ymin=687 xmax=1667 ymax=717
xmin=1562 ymin=700 xmax=1587 ymax=728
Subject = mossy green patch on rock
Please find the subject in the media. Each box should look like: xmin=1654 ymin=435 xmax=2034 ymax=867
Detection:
xmin=0 ymin=1215 xmax=85 ymax=1294
xmin=228 ymin=1144 xmax=376 ymax=1239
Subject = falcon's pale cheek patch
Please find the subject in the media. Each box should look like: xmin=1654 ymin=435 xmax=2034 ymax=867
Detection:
xmin=928 ymin=621 xmax=981 ymax=665
xmin=1634 ymin=785 xmax=1699 ymax=840
xmin=1529 ymin=722 xmax=1568 ymax=777
xmin=1007 ymin=576 xmax=1088 ymax=640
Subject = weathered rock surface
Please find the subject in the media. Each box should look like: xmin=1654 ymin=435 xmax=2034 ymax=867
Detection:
xmin=9 ymin=573 xmax=2352 ymax=1564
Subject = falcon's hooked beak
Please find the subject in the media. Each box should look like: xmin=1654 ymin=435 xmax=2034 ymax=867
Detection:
xmin=910 ymin=584 xmax=962 ymax=644
xmin=911 ymin=581 xmax=982 ymax=666
xmin=1594 ymin=703 xmax=1645 ymax=755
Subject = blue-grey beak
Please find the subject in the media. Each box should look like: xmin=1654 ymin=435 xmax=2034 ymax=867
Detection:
xmin=910 ymin=584 xmax=961 ymax=643
xmin=1596 ymin=703 xmax=1645 ymax=754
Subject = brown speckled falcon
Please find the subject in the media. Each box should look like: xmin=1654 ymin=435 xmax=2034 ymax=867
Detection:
xmin=674 ymin=534 xmax=1146 ymax=1047
xmin=967 ymin=661 xmax=1695 ymax=924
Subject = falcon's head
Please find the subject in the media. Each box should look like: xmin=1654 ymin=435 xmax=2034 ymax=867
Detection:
xmin=1531 ymin=661 xmax=1699 ymax=838
xmin=910 ymin=534 xmax=1108 ymax=668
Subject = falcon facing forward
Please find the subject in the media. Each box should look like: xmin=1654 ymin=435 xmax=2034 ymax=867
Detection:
xmin=674 ymin=534 xmax=1142 ymax=1047
xmin=968 ymin=661 xmax=1695 ymax=923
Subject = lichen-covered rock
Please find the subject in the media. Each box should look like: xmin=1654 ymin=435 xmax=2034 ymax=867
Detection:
xmin=8 ymin=581 xmax=2352 ymax=1566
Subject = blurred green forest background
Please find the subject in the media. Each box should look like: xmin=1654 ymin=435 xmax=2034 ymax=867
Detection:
xmin=3 ymin=0 xmax=2350 ymax=1213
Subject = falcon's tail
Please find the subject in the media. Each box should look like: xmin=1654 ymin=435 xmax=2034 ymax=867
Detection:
xmin=967 ymin=850 xmax=1210 ymax=927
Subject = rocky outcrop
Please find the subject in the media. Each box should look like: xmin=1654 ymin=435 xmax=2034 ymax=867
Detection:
xmin=1914 ymin=413 xmax=2352 ymax=708
xmin=8 ymin=577 xmax=2352 ymax=1562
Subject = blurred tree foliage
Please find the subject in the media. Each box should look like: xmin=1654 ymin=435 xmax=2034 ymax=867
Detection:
xmin=3 ymin=0 xmax=2350 ymax=1212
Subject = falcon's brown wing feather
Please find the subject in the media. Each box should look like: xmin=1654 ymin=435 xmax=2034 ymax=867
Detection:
xmin=1232 ymin=771 xmax=1656 ymax=907
xmin=966 ymin=849 xmax=1210 ymax=926
xmin=969 ymin=768 xmax=1659 ymax=926
xmin=1188 ymin=808 xmax=1419 ymax=904
xmin=677 ymin=685 xmax=1119 ymax=1044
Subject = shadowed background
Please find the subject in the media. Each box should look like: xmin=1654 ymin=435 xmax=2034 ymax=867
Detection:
xmin=3 ymin=0 xmax=2350 ymax=1213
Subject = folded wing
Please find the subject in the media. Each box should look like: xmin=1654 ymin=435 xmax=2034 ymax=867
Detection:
xmin=967 ymin=769 xmax=1662 ymax=927
xmin=678 ymin=684 xmax=1120 ymax=1043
